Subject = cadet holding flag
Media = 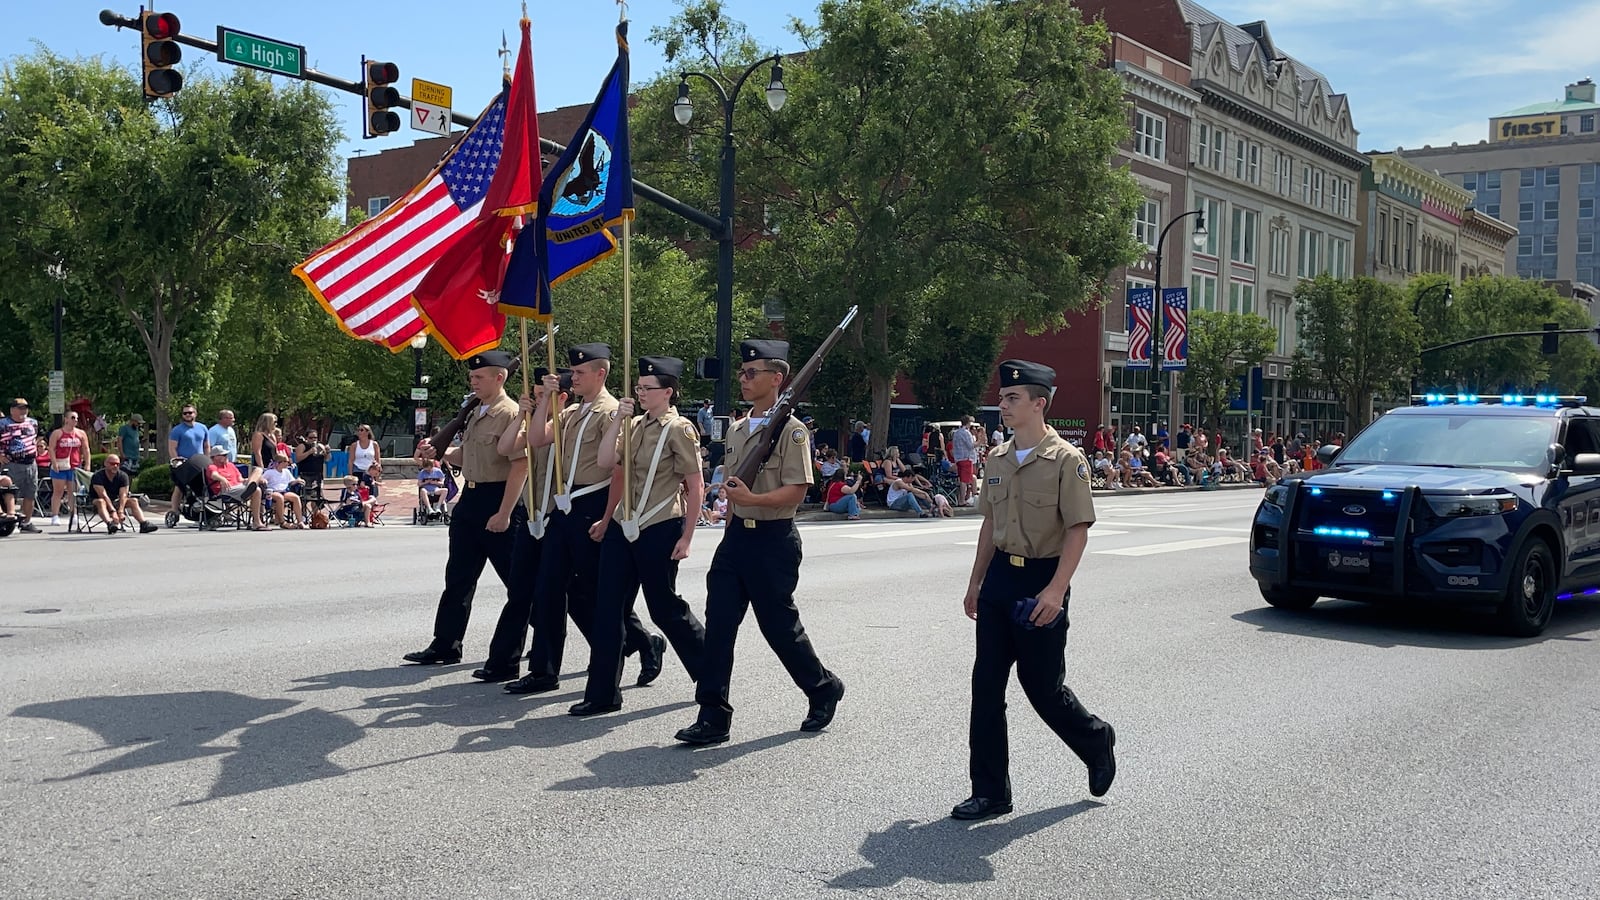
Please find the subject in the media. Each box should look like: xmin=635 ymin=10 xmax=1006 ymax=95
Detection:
xmin=952 ymin=359 xmax=1116 ymax=822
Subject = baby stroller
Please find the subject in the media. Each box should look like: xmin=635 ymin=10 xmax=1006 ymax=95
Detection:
xmin=164 ymin=453 xmax=250 ymax=530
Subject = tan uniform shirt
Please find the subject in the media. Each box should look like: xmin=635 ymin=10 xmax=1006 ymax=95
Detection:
xmin=460 ymin=391 xmax=520 ymax=483
xmin=616 ymin=408 xmax=701 ymax=529
xmin=529 ymin=443 xmax=554 ymax=513
xmin=557 ymin=390 xmax=620 ymax=488
xmin=981 ymin=429 xmax=1095 ymax=558
xmin=725 ymin=412 xmax=813 ymax=521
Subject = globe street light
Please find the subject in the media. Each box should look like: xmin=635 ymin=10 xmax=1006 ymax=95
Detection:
xmin=1149 ymin=209 xmax=1207 ymax=443
xmin=673 ymin=56 xmax=787 ymax=420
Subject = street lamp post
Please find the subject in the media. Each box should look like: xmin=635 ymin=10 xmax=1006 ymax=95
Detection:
xmin=46 ymin=262 xmax=67 ymax=429
xmin=410 ymin=334 xmax=428 ymax=442
xmin=1409 ymin=282 xmax=1453 ymax=396
xmin=1149 ymin=210 xmax=1208 ymax=443
xmin=673 ymin=56 xmax=787 ymax=418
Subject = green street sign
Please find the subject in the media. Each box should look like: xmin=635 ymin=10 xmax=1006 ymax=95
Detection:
xmin=216 ymin=26 xmax=305 ymax=78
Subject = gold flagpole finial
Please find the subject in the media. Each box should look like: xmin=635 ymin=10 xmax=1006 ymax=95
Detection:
xmin=499 ymin=30 xmax=510 ymax=76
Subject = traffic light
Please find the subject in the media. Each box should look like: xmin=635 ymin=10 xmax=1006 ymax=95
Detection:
xmin=1542 ymin=322 xmax=1560 ymax=355
xmin=363 ymin=59 xmax=401 ymax=137
xmin=140 ymin=11 xmax=183 ymax=100
xmin=695 ymin=357 xmax=722 ymax=380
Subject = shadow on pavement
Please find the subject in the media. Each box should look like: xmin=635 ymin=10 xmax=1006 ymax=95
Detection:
xmin=828 ymin=800 xmax=1101 ymax=889
xmin=550 ymin=729 xmax=807 ymax=791
xmin=288 ymin=664 xmax=471 ymax=693
xmin=453 ymin=699 xmax=697 ymax=756
xmin=1232 ymin=597 xmax=1600 ymax=650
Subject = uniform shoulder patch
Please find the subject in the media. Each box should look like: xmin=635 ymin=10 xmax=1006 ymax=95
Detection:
xmin=791 ymin=428 xmax=807 ymax=444
xmin=1077 ymin=461 xmax=1090 ymax=483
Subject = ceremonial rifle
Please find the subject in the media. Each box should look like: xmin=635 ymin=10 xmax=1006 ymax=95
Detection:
xmin=731 ymin=306 xmax=859 ymax=486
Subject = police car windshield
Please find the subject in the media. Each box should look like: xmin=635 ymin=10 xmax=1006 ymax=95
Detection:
xmin=1337 ymin=413 xmax=1557 ymax=471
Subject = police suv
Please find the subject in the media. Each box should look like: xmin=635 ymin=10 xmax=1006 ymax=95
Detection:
xmin=1248 ymin=394 xmax=1600 ymax=636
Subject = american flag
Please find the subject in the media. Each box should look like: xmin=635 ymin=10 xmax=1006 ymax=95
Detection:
xmin=1162 ymin=287 xmax=1189 ymax=370
xmin=295 ymin=91 xmax=511 ymax=349
xmin=1126 ymin=287 xmax=1154 ymax=369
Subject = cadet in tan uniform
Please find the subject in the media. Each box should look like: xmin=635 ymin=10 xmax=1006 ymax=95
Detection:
xmin=674 ymin=339 xmax=845 ymax=745
xmin=506 ymin=343 xmax=661 ymax=694
xmin=570 ymin=356 xmax=708 ymax=716
xmin=952 ymin=359 xmax=1115 ymax=821
xmin=403 ymin=350 xmax=528 ymax=666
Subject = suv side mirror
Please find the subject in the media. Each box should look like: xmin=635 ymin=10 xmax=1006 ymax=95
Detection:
xmin=1571 ymin=452 xmax=1600 ymax=476
xmin=1315 ymin=444 xmax=1340 ymax=467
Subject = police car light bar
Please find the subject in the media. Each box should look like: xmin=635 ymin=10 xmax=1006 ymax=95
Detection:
xmin=1410 ymin=393 xmax=1587 ymax=408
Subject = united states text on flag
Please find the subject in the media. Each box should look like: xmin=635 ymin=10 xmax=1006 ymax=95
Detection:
xmin=1126 ymin=286 xmax=1154 ymax=369
xmin=1161 ymin=287 xmax=1189 ymax=370
xmin=294 ymin=91 xmax=511 ymax=351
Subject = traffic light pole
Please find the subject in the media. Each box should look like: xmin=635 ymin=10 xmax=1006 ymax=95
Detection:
xmin=97 ymin=9 xmax=721 ymax=234
xmin=1421 ymin=325 xmax=1596 ymax=356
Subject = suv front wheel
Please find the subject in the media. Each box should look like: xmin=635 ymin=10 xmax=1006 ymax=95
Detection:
xmin=1498 ymin=538 xmax=1555 ymax=637
xmin=1260 ymin=585 xmax=1319 ymax=610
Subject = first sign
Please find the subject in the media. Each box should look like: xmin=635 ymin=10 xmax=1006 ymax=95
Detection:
xmin=216 ymin=26 xmax=305 ymax=79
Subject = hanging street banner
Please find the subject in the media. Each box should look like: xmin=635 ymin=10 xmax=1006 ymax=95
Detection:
xmin=1126 ymin=286 xmax=1154 ymax=369
xmin=1161 ymin=287 xmax=1189 ymax=370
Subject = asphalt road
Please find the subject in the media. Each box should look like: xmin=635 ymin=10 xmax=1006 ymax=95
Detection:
xmin=4 ymin=491 xmax=1600 ymax=898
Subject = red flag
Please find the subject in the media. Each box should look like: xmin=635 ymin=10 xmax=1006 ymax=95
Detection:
xmin=408 ymin=17 xmax=541 ymax=357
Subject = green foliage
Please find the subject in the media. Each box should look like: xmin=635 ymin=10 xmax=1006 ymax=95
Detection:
xmin=1293 ymin=276 xmax=1420 ymax=429
xmin=634 ymin=0 xmax=1144 ymax=448
xmin=133 ymin=462 xmax=173 ymax=497
xmin=1414 ymin=275 xmax=1600 ymax=394
xmin=1178 ymin=310 xmax=1277 ymax=429
xmin=905 ymin=320 xmax=1003 ymax=420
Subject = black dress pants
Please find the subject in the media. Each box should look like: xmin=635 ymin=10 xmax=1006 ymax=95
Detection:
xmin=968 ymin=555 xmax=1109 ymax=801
xmin=484 ymin=517 xmax=543 ymax=669
xmin=582 ymin=517 xmax=706 ymax=706
xmin=526 ymin=489 xmax=650 ymax=681
xmin=429 ymin=484 xmax=518 ymax=651
xmin=694 ymin=517 xmax=838 ymax=729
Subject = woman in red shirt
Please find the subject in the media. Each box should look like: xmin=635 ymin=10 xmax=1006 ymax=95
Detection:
xmin=45 ymin=410 xmax=89 ymax=526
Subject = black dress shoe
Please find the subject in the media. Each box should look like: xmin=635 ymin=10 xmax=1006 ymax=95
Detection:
xmin=503 ymin=674 xmax=559 ymax=694
xmin=800 ymin=679 xmax=846 ymax=732
xmin=568 ymin=700 xmax=622 ymax=717
xmin=673 ymin=721 xmax=730 ymax=745
xmin=1088 ymin=724 xmax=1116 ymax=798
xmin=402 ymin=646 xmax=462 ymax=665
xmin=950 ymin=796 xmax=1013 ymax=821
xmin=470 ymin=665 xmax=519 ymax=682
xmin=636 ymin=633 xmax=667 ymax=686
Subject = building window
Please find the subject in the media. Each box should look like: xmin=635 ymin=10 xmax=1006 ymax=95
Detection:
xmin=1583 ymin=198 xmax=1595 ymax=219
xmin=1520 ymin=201 xmax=1535 ymax=222
xmin=1297 ymin=228 xmax=1322 ymax=278
xmin=1378 ymin=215 xmax=1389 ymax=265
xmin=1248 ymin=143 xmax=1261 ymax=184
xmin=1391 ymin=215 xmax=1401 ymax=265
xmin=1274 ymin=151 xmax=1292 ymax=195
xmin=1484 ymin=203 xmax=1500 ymax=219
xmin=1463 ymin=173 xmax=1478 ymax=192
xmin=1134 ymin=110 xmax=1166 ymax=161
xmin=1192 ymin=122 xmax=1209 ymax=166
xmin=1545 ymin=199 xmax=1560 ymax=220
xmin=1521 ymin=168 xmax=1536 ymax=188
xmin=1542 ymin=234 xmax=1558 ymax=255
xmin=1197 ymin=195 xmax=1222 ymax=256
xmin=1190 ymin=273 xmax=1219 ymax=312
xmin=1404 ymin=222 xmax=1415 ymax=272
xmin=1584 ymin=114 xmax=1596 ymax=134
xmin=1228 ymin=281 xmax=1256 ymax=315
xmin=1486 ymin=170 xmax=1500 ymax=190
xmin=1338 ymin=179 xmax=1352 ymax=218
xmin=1584 ymin=164 xmax=1597 ymax=184
xmin=1518 ymin=236 xmax=1534 ymax=257
xmin=1545 ymin=166 xmax=1560 ymax=187
xmin=1581 ymin=234 xmax=1595 ymax=254
xmin=1311 ymin=169 xmax=1325 ymax=209
xmin=1269 ymin=227 xmax=1291 ymax=276
xmin=1328 ymin=237 xmax=1351 ymax=278
xmin=1210 ymin=128 xmax=1226 ymax=170
xmin=1302 ymin=164 xmax=1312 ymax=204
xmin=1230 ymin=207 xmax=1258 ymax=265
xmin=366 ymin=196 xmax=391 ymax=217
xmin=1133 ymin=199 xmax=1161 ymax=249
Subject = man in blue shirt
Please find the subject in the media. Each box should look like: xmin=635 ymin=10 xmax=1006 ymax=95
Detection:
xmin=168 ymin=404 xmax=210 ymax=509
xmin=207 ymin=409 xmax=239 ymax=463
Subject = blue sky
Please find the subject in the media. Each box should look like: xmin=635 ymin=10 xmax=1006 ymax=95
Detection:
xmin=9 ymin=1 xmax=1597 ymax=161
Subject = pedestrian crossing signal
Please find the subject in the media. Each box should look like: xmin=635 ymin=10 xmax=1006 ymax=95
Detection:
xmin=364 ymin=60 xmax=401 ymax=137
xmin=141 ymin=11 xmax=183 ymax=100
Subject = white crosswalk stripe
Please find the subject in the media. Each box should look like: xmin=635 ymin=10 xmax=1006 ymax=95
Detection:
xmin=1094 ymin=535 xmax=1248 ymax=557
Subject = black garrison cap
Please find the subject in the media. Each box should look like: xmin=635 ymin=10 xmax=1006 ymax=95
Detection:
xmin=740 ymin=339 xmax=789 ymax=363
xmin=997 ymin=359 xmax=1055 ymax=389
xmin=468 ymin=350 xmax=514 ymax=370
xmin=568 ymin=343 xmax=611 ymax=365
xmin=638 ymin=356 xmax=685 ymax=378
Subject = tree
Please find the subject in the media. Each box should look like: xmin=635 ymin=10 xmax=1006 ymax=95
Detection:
xmin=634 ymin=0 xmax=1143 ymax=451
xmin=0 ymin=52 xmax=343 ymax=457
xmin=1293 ymin=276 xmax=1420 ymax=430
xmin=1177 ymin=310 xmax=1276 ymax=429
xmin=1414 ymin=275 xmax=1599 ymax=393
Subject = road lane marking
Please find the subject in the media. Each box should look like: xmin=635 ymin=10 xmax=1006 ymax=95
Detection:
xmin=1094 ymin=520 xmax=1250 ymax=534
xmin=1094 ymin=536 xmax=1247 ymax=557
xmin=849 ymin=523 xmax=979 ymax=540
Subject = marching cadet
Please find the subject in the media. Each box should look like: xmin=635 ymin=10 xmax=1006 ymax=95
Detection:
xmin=403 ymin=350 xmax=528 ymax=667
xmin=674 ymin=339 xmax=845 ymax=746
xmin=505 ymin=343 xmax=663 ymax=695
xmin=569 ymin=355 xmax=707 ymax=716
xmin=952 ymin=359 xmax=1116 ymax=821
xmin=472 ymin=367 xmax=570 ymax=682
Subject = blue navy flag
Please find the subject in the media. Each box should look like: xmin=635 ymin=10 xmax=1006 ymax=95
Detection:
xmin=500 ymin=21 xmax=633 ymax=319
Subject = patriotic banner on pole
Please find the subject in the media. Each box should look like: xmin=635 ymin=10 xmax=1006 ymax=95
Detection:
xmin=1161 ymin=287 xmax=1189 ymax=370
xmin=1126 ymin=286 xmax=1154 ymax=369
xmin=500 ymin=21 xmax=633 ymax=319
xmin=294 ymin=89 xmax=513 ymax=352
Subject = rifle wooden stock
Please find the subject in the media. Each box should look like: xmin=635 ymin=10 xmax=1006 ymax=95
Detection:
xmin=424 ymin=358 xmax=522 ymax=455
xmin=731 ymin=306 xmax=858 ymax=486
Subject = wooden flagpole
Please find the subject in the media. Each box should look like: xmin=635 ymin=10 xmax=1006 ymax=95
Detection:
xmin=546 ymin=316 xmax=564 ymax=493
xmin=519 ymin=319 xmax=536 ymax=515
xmin=621 ymin=215 xmax=634 ymax=521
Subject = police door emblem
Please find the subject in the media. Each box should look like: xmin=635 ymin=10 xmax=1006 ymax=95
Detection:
xmin=552 ymin=129 xmax=612 ymax=217
xmin=1327 ymin=550 xmax=1341 ymax=567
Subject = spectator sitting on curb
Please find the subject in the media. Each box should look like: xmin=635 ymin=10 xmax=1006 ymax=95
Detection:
xmin=1092 ymin=450 xmax=1120 ymax=489
xmin=823 ymin=466 xmax=863 ymax=520
xmin=0 ymin=472 xmax=18 ymax=528
xmin=908 ymin=468 xmax=954 ymax=517
xmin=335 ymin=475 xmax=372 ymax=526
xmin=1119 ymin=449 xmax=1157 ymax=488
xmin=90 ymin=454 xmax=158 ymax=534
xmin=260 ymin=454 xmax=305 ymax=528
